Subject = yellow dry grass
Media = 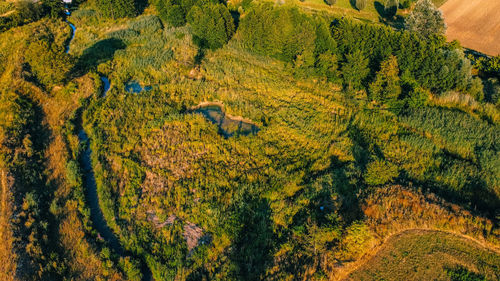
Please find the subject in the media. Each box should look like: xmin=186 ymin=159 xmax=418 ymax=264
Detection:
xmin=441 ymin=0 xmax=500 ymax=56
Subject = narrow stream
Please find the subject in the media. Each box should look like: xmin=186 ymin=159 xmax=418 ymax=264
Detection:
xmin=66 ymin=5 xmax=152 ymax=281
xmin=64 ymin=9 xmax=75 ymax=54
xmin=78 ymin=130 xmax=123 ymax=253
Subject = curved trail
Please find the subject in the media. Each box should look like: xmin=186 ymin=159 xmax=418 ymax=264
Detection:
xmin=65 ymin=6 xmax=151 ymax=281
xmin=335 ymin=228 xmax=500 ymax=281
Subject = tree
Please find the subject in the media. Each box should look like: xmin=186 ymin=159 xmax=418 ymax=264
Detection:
xmin=354 ymin=0 xmax=367 ymax=11
xmin=384 ymin=0 xmax=398 ymax=19
xmin=95 ymin=0 xmax=137 ymax=19
xmin=369 ymin=55 xmax=401 ymax=103
xmin=341 ymin=50 xmax=369 ymax=90
xmin=14 ymin=0 xmax=43 ymax=23
xmin=405 ymin=0 xmax=446 ymax=38
xmin=364 ymin=159 xmax=399 ymax=186
xmin=42 ymin=0 xmax=64 ymax=18
xmin=25 ymin=36 xmax=73 ymax=87
xmin=187 ymin=3 xmax=235 ymax=49
xmin=316 ymin=52 xmax=339 ymax=80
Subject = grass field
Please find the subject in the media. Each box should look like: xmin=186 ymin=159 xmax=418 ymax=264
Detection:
xmin=296 ymin=0 xmax=447 ymax=23
xmin=441 ymin=0 xmax=500 ymax=56
xmin=348 ymin=230 xmax=500 ymax=281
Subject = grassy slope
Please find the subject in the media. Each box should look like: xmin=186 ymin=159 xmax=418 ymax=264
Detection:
xmin=349 ymin=230 xmax=500 ymax=281
xmin=295 ymin=0 xmax=447 ymax=23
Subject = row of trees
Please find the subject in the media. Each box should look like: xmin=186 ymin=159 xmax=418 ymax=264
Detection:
xmin=236 ymin=2 xmax=480 ymax=103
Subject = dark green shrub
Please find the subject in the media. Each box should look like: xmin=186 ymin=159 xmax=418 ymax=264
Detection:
xmin=187 ymin=3 xmax=235 ymax=49
xmin=25 ymin=37 xmax=72 ymax=87
xmin=95 ymin=0 xmax=137 ymax=19
xmin=342 ymin=50 xmax=369 ymax=90
xmin=364 ymin=160 xmax=399 ymax=186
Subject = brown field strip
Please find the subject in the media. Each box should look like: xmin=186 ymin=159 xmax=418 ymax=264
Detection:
xmin=441 ymin=0 xmax=500 ymax=56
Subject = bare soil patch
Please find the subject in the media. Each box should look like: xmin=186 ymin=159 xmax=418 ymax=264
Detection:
xmin=441 ymin=0 xmax=500 ymax=56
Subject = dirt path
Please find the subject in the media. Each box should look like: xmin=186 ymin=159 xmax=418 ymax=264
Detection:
xmin=334 ymin=228 xmax=499 ymax=280
xmin=441 ymin=0 xmax=500 ymax=56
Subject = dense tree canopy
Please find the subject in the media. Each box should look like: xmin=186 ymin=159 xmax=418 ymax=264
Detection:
xmin=187 ymin=3 xmax=235 ymax=49
xmin=94 ymin=0 xmax=139 ymax=19
xmin=369 ymin=55 xmax=401 ymax=103
xmin=342 ymin=50 xmax=370 ymax=90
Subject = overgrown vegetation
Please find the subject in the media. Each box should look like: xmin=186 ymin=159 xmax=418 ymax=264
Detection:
xmin=0 ymin=0 xmax=498 ymax=280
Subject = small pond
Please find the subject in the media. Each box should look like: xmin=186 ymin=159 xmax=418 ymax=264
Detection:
xmin=193 ymin=104 xmax=259 ymax=138
xmin=101 ymin=76 xmax=110 ymax=97
xmin=125 ymin=80 xmax=152 ymax=94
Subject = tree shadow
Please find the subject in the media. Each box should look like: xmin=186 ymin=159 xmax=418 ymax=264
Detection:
xmin=73 ymin=38 xmax=126 ymax=75
xmin=230 ymin=10 xmax=240 ymax=29
xmin=231 ymin=193 xmax=274 ymax=281
xmin=135 ymin=0 xmax=149 ymax=15
xmin=194 ymin=47 xmax=205 ymax=65
xmin=374 ymin=1 xmax=386 ymax=18
xmin=349 ymin=0 xmax=357 ymax=10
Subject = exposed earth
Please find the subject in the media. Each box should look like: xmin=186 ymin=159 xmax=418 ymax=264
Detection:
xmin=441 ymin=0 xmax=500 ymax=56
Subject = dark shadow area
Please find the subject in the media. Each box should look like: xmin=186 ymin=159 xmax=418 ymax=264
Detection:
xmin=74 ymin=38 xmax=126 ymax=75
xmin=374 ymin=1 xmax=386 ymax=18
xmin=349 ymin=0 xmax=357 ymax=10
xmin=194 ymin=48 xmax=205 ymax=65
xmin=230 ymin=10 xmax=240 ymax=29
xmin=232 ymin=194 xmax=274 ymax=281
xmin=135 ymin=0 xmax=149 ymax=15
xmin=483 ymin=77 xmax=500 ymax=104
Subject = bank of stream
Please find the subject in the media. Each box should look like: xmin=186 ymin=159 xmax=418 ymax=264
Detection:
xmin=65 ymin=5 xmax=152 ymax=281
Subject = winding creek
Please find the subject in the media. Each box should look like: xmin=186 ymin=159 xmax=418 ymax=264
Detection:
xmin=66 ymin=5 xmax=258 ymax=279
xmin=65 ymin=6 xmax=151 ymax=281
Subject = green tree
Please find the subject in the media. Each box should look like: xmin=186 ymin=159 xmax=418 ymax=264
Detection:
xmin=341 ymin=50 xmax=369 ymax=90
xmin=405 ymin=0 xmax=446 ymax=38
xmin=42 ymin=0 xmax=64 ymax=18
xmin=354 ymin=0 xmax=367 ymax=11
xmin=316 ymin=52 xmax=339 ymax=80
xmin=187 ymin=3 xmax=235 ymax=49
xmin=14 ymin=0 xmax=43 ymax=23
xmin=364 ymin=159 xmax=399 ymax=186
xmin=384 ymin=0 xmax=398 ymax=18
xmin=25 ymin=38 xmax=73 ymax=87
xmin=95 ymin=0 xmax=137 ymax=19
xmin=369 ymin=55 xmax=401 ymax=103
